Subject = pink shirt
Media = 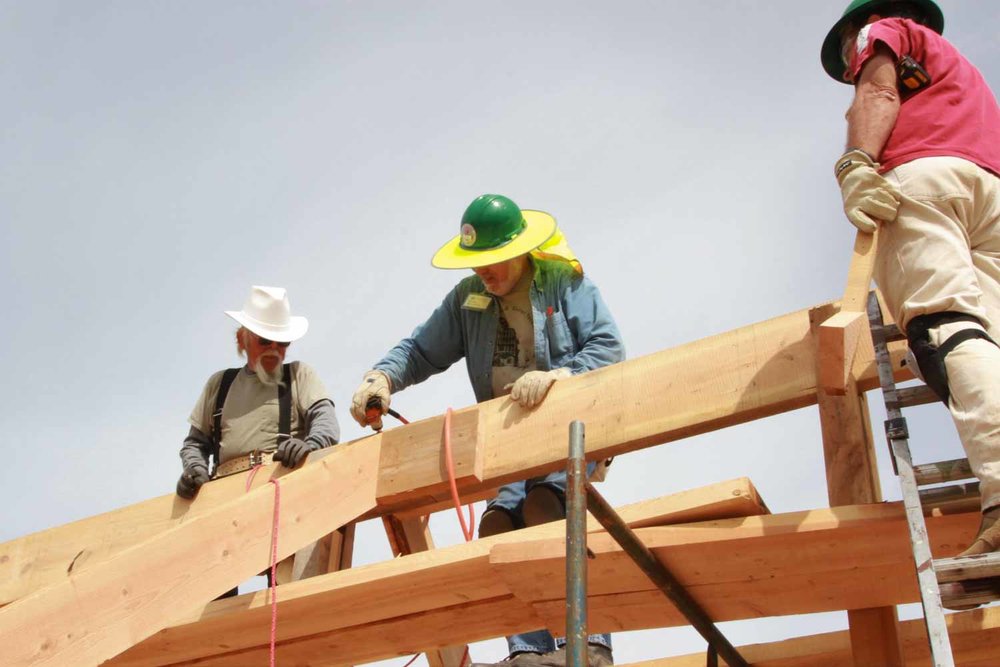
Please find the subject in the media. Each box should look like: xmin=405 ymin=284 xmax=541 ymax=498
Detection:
xmin=848 ymin=18 xmax=1000 ymax=176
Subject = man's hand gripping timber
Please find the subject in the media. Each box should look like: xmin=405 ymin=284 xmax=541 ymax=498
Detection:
xmin=507 ymin=367 xmax=573 ymax=408
xmin=835 ymin=148 xmax=901 ymax=233
xmin=350 ymin=369 xmax=392 ymax=430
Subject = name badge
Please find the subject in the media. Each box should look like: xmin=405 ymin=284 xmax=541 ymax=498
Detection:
xmin=461 ymin=293 xmax=492 ymax=311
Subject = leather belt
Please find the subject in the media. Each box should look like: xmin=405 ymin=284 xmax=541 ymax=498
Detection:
xmin=214 ymin=450 xmax=275 ymax=478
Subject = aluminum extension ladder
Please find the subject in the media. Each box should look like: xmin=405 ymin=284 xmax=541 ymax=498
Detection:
xmin=866 ymin=292 xmax=1000 ymax=666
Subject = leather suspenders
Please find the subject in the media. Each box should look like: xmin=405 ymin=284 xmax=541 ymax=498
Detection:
xmin=210 ymin=364 xmax=292 ymax=474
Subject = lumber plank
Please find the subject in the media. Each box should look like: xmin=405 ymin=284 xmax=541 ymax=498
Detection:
xmin=108 ymin=479 xmax=767 ymax=667
xmin=818 ymin=310 xmax=865 ymax=395
xmin=116 ymin=502 xmax=971 ymax=667
xmin=818 ymin=230 xmax=878 ymax=394
xmin=622 ymin=606 xmax=1000 ymax=667
xmin=488 ymin=505 xmax=979 ymax=636
xmin=0 ymin=441 xmax=380 ymax=667
xmin=0 ymin=298 xmax=909 ymax=607
xmin=0 ymin=441 xmax=355 ymax=607
xmin=376 ymin=407 xmax=483 ymax=508
xmin=811 ymin=302 xmax=903 ymax=665
xmin=383 ymin=514 xmax=470 ymax=667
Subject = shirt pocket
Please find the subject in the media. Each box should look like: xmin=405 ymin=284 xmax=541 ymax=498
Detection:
xmin=546 ymin=310 xmax=576 ymax=364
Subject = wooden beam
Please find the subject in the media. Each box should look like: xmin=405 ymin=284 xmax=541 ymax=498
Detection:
xmin=488 ymin=505 xmax=978 ymax=637
xmin=383 ymin=514 xmax=470 ymax=667
xmin=818 ymin=230 xmax=878 ymax=394
xmin=107 ymin=479 xmax=768 ymax=667
xmin=818 ymin=310 xmax=866 ymax=395
xmin=811 ymin=303 xmax=904 ymax=665
xmin=621 ymin=606 xmax=1000 ymax=667
xmin=0 ymin=441 xmax=380 ymax=667
xmin=113 ymin=502 xmax=972 ymax=667
xmin=0 ymin=298 xmax=909 ymax=607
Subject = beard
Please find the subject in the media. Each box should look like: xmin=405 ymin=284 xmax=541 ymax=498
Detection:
xmin=253 ymin=353 xmax=286 ymax=387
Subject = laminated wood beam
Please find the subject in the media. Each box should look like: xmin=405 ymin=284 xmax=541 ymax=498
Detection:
xmin=382 ymin=514 xmax=470 ymax=667
xmin=819 ymin=230 xmax=878 ymax=394
xmin=108 ymin=479 xmax=767 ymax=667
xmin=811 ymin=302 xmax=903 ymax=666
xmin=116 ymin=501 xmax=971 ymax=667
xmin=623 ymin=606 xmax=1000 ymax=667
xmin=0 ymin=297 xmax=909 ymax=608
xmin=488 ymin=505 xmax=979 ymax=637
xmin=0 ymin=442 xmax=380 ymax=667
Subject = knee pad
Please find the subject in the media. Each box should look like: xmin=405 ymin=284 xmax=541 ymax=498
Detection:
xmin=906 ymin=312 xmax=998 ymax=403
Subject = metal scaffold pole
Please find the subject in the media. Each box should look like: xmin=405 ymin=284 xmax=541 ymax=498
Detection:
xmin=566 ymin=420 xmax=589 ymax=667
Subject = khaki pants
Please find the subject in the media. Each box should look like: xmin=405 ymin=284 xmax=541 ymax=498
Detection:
xmin=878 ymin=157 xmax=1000 ymax=511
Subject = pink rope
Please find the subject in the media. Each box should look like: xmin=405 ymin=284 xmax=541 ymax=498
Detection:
xmin=244 ymin=464 xmax=281 ymax=666
xmin=267 ymin=478 xmax=281 ymax=667
xmin=443 ymin=408 xmax=476 ymax=541
xmin=245 ymin=464 xmax=262 ymax=492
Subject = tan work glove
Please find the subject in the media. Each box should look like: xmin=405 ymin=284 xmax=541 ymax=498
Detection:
xmin=350 ymin=370 xmax=392 ymax=430
xmin=507 ymin=368 xmax=573 ymax=408
xmin=835 ymin=149 xmax=901 ymax=233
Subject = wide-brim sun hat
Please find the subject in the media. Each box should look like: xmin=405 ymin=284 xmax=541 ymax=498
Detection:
xmin=821 ymin=0 xmax=943 ymax=83
xmin=225 ymin=285 xmax=308 ymax=343
xmin=431 ymin=194 xmax=557 ymax=270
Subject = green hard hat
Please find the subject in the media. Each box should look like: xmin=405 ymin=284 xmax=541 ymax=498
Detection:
xmin=431 ymin=194 xmax=557 ymax=269
xmin=459 ymin=194 xmax=526 ymax=250
xmin=821 ymin=0 xmax=944 ymax=83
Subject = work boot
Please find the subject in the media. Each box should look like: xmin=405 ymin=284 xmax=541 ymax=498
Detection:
xmin=479 ymin=507 xmax=516 ymax=538
xmin=470 ymin=649 xmax=563 ymax=667
xmin=586 ymin=645 xmax=614 ymax=666
xmin=471 ymin=646 xmax=612 ymax=667
xmin=958 ymin=506 xmax=1000 ymax=557
xmin=941 ymin=507 xmax=1000 ymax=611
xmin=523 ymin=486 xmax=565 ymax=527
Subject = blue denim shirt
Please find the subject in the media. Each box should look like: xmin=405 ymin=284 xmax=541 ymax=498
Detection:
xmin=374 ymin=259 xmax=625 ymax=403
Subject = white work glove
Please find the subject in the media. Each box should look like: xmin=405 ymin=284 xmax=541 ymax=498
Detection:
xmin=507 ymin=368 xmax=573 ymax=408
xmin=834 ymin=149 xmax=901 ymax=233
xmin=350 ymin=370 xmax=392 ymax=430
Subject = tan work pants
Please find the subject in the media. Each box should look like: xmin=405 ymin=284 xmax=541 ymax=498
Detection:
xmin=878 ymin=157 xmax=1000 ymax=511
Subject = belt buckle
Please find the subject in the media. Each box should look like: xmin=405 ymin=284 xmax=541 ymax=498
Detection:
xmin=248 ymin=450 xmax=262 ymax=468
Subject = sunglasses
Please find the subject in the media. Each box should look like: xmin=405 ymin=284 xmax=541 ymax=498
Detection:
xmin=255 ymin=334 xmax=290 ymax=348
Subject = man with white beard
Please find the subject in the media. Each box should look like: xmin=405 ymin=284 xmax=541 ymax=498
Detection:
xmin=176 ymin=285 xmax=339 ymax=500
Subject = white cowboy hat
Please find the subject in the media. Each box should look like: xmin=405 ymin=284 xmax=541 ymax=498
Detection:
xmin=224 ymin=285 xmax=308 ymax=343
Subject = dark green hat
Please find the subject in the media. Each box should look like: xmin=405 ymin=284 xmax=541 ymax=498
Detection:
xmin=821 ymin=0 xmax=943 ymax=83
xmin=431 ymin=194 xmax=557 ymax=269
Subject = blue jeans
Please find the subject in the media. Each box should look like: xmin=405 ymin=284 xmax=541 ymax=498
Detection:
xmin=486 ymin=467 xmax=612 ymax=655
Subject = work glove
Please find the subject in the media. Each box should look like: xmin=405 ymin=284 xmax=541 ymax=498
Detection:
xmin=507 ymin=368 xmax=573 ymax=408
xmin=834 ymin=149 xmax=901 ymax=233
xmin=176 ymin=463 xmax=210 ymax=499
xmin=273 ymin=437 xmax=316 ymax=468
xmin=350 ymin=369 xmax=392 ymax=430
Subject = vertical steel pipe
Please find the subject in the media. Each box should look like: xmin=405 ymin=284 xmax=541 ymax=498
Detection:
xmin=584 ymin=481 xmax=750 ymax=667
xmin=566 ymin=420 xmax=588 ymax=667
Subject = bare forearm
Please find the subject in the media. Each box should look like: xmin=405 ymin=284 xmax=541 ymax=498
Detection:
xmin=846 ymin=88 xmax=899 ymax=157
xmin=845 ymin=48 xmax=900 ymax=158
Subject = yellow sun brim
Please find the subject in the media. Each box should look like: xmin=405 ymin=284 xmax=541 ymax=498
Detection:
xmin=430 ymin=209 xmax=557 ymax=269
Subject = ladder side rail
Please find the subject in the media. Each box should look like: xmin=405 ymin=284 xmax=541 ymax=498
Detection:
xmin=867 ymin=293 xmax=956 ymax=667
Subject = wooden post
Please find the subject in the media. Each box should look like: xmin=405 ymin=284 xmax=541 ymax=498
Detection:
xmin=811 ymin=302 xmax=904 ymax=667
xmin=384 ymin=514 xmax=470 ymax=667
xmin=819 ymin=229 xmax=879 ymax=394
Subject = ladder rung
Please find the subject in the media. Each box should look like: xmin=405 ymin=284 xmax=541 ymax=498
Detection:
xmin=914 ymin=458 xmax=974 ymax=486
xmin=936 ymin=552 xmax=1000 ymax=583
xmin=889 ymin=384 xmax=940 ymax=409
xmin=919 ymin=481 xmax=980 ymax=514
xmin=938 ymin=577 xmax=1000 ymax=608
